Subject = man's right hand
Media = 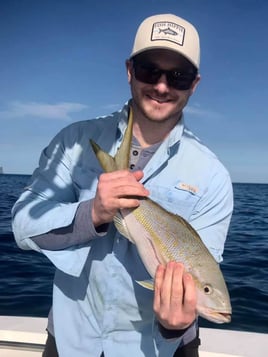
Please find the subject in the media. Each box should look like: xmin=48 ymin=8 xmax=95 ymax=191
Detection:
xmin=91 ymin=170 xmax=149 ymax=227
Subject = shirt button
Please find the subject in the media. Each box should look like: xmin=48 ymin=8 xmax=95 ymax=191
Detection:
xmin=130 ymin=164 xmax=135 ymax=170
xmin=133 ymin=150 xmax=139 ymax=156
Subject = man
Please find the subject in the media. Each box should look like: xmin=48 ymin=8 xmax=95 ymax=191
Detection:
xmin=12 ymin=14 xmax=233 ymax=357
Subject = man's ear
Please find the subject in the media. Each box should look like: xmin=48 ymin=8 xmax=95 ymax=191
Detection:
xmin=190 ymin=74 xmax=201 ymax=95
xmin=125 ymin=59 xmax=132 ymax=83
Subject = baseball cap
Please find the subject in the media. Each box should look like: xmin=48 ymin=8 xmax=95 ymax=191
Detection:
xmin=130 ymin=14 xmax=200 ymax=69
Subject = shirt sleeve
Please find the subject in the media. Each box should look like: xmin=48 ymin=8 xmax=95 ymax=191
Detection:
xmin=157 ymin=323 xmax=190 ymax=339
xmin=11 ymin=126 xmax=98 ymax=276
xmin=31 ymin=200 xmax=107 ymax=250
xmin=152 ymin=318 xmax=198 ymax=354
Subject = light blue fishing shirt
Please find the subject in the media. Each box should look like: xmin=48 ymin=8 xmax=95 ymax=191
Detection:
xmin=12 ymin=102 xmax=233 ymax=357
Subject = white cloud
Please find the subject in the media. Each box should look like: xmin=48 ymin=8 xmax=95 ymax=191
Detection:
xmin=185 ymin=105 xmax=224 ymax=119
xmin=102 ymin=103 xmax=121 ymax=111
xmin=0 ymin=101 xmax=88 ymax=121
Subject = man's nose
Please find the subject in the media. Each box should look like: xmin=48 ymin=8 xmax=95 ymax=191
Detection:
xmin=153 ymin=73 xmax=170 ymax=92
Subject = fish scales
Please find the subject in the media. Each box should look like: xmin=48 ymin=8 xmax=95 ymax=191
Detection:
xmin=133 ymin=199 xmax=215 ymax=272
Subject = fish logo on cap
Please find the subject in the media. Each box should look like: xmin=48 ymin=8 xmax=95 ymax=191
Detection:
xmin=151 ymin=21 xmax=185 ymax=46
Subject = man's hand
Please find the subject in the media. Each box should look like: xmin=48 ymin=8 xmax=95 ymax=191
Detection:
xmin=153 ymin=262 xmax=197 ymax=330
xmin=92 ymin=170 xmax=149 ymax=227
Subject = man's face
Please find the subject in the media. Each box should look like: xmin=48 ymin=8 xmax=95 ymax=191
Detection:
xmin=126 ymin=49 xmax=200 ymax=124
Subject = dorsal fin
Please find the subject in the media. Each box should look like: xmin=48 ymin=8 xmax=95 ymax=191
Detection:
xmin=114 ymin=107 xmax=133 ymax=170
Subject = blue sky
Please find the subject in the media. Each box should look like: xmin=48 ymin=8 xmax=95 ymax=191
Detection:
xmin=0 ymin=0 xmax=267 ymax=183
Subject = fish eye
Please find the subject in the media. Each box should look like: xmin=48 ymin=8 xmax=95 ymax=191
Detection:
xmin=203 ymin=284 xmax=213 ymax=295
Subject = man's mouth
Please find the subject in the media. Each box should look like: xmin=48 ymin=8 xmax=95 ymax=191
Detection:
xmin=148 ymin=95 xmax=171 ymax=104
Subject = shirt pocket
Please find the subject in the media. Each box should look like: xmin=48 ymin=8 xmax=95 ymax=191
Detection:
xmin=147 ymin=182 xmax=202 ymax=221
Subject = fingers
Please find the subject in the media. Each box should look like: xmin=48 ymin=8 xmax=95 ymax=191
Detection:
xmin=156 ymin=262 xmax=184 ymax=307
xmin=182 ymin=272 xmax=197 ymax=315
xmin=98 ymin=170 xmax=149 ymax=208
xmin=92 ymin=170 xmax=149 ymax=226
xmin=153 ymin=262 xmax=184 ymax=323
xmin=153 ymin=262 xmax=197 ymax=330
xmin=99 ymin=170 xmax=149 ymax=198
xmin=153 ymin=264 xmax=165 ymax=313
xmin=132 ymin=170 xmax=145 ymax=182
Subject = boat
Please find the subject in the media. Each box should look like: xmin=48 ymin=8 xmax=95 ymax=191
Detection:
xmin=0 ymin=316 xmax=267 ymax=356
xmin=0 ymin=166 xmax=3 ymax=174
xmin=0 ymin=316 xmax=46 ymax=356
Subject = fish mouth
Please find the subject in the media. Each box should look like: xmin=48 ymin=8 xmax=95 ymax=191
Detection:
xmin=197 ymin=306 xmax=232 ymax=324
xmin=214 ymin=312 xmax=232 ymax=323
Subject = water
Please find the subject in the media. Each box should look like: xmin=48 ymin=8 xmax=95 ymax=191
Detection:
xmin=0 ymin=174 xmax=267 ymax=333
xmin=0 ymin=174 xmax=54 ymax=317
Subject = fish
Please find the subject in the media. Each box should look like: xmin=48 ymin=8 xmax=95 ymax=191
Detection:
xmin=159 ymin=27 xmax=178 ymax=36
xmin=89 ymin=108 xmax=232 ymax=324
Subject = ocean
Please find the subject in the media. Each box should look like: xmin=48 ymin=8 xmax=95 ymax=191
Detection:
xmin=0 ymin=174 xmax=267 ymax=333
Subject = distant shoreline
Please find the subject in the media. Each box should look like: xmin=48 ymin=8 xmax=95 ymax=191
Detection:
xmin=0 ymin=173 xmax=31 ymax=177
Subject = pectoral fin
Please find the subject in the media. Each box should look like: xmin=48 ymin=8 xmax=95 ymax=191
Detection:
xmin=136 ymin=279 xmax=154 ymax=290
xmin=113 ymin=212 xmax=135 ymax=244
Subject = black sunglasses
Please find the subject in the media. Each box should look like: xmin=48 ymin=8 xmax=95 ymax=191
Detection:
xmin=132 ymin=61 xmax=197 ymax=91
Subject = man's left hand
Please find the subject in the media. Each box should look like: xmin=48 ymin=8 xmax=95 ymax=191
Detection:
xmin=153 ymin=261 xmax=197 ymax=330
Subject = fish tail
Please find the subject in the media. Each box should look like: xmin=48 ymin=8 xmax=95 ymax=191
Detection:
xmin=89 ymin=140 xmax=117 ymax=172
xmin=90 ymin=107 xmax=133 ymax=172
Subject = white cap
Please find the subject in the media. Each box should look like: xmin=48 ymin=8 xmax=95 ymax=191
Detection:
xmin=130 ymin=14 xmax=200 ymax=69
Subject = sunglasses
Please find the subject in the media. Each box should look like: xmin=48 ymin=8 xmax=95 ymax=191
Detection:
xmin=132 ymin=61 xmax=197 ymax=90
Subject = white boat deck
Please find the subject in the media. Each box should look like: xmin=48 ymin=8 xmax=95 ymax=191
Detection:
xmin=0 ymin=316 xmax=267 ymax=357
xmin=0 ymin=316 xmax=46 ymax=356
